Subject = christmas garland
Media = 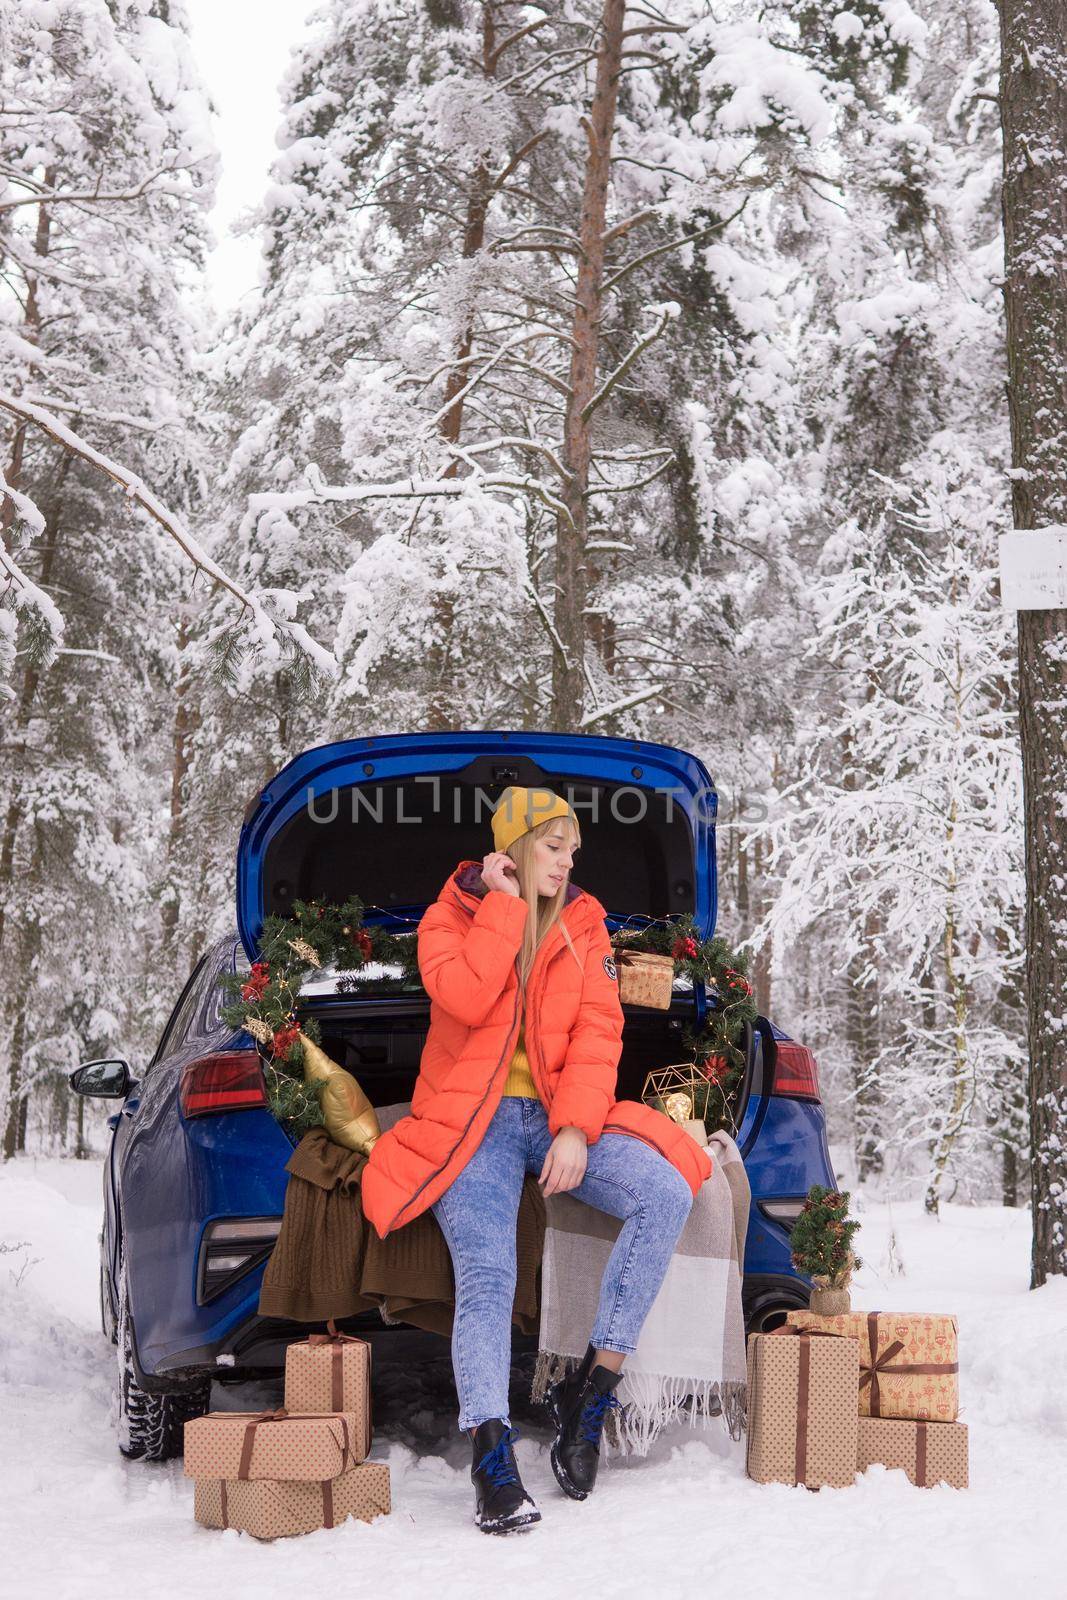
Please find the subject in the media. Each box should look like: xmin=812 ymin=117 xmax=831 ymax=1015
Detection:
xmin=219 ymin=897 xmax=758 ymax=1138
xmin=217 ymin=895 xmax=420 ymax=1134
xmin=613 ymin=914 xmax=758 ymax=1134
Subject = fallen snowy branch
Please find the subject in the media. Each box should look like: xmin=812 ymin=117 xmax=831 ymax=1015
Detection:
xmin=0 ymin=392 xmax=336 ymax=676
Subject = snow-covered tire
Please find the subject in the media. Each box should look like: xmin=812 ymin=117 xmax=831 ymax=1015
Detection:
xmin=115 ymin=1258 xmax=210 ymax=1461
xmin=100 ymin=1252 xmax=116 ymax=1344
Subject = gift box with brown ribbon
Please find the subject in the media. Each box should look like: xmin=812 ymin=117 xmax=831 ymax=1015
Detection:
xmin=611 ymin=943 xmax=675 ymax=1009
xmin=193 ymin=1462 xmax=391 ymax=1540
xmin=857 ymin=1416 xmax=969 ymax=1489
xmin=745 ymin=1328 xmax=859 ymax=1489
xmin=183 ymin=1408 xmax=361 ymax=1482
xmin=284 ymin=1322 xmax=372 ymax=1458
xmin=784 ymin=1309 xmax=959 ymax=1422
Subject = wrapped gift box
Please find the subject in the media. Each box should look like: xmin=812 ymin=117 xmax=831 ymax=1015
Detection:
xmin=857 ymin=1416 xmax=968 ymax=1489
xmin=184 ymin=1409 xmax=360 ymax=1482
xmin=284 ymin=1327 xmax=372 ymax=1457
xmin=785 ymin=1310 xmax=959 ymax=1421
xmin=746 ymin=1329 xmax=859 ymax=1489
xmin=194 ymin=1462 xmax=391 ymax=1539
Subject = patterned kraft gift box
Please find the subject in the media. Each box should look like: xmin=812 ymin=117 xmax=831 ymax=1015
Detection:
xmin=184 ymin=1409 xmax=361 ymax=1482
xmin=784 ymin=1309 xmax=959 ymax=1422
xmin=284 ymin=1323 xmax=372 ymax=1459
xmin=745 ymin=1329 xmax=860 ymax=1489
xmin=857 ymin=1416 xmax=969 ymax=1489
xmin=193 ymin=1462 xmax=391 ymax=1539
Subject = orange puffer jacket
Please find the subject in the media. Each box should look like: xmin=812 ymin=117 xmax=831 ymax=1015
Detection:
xmin=361 ymin=859 xmax=713 ymax=1239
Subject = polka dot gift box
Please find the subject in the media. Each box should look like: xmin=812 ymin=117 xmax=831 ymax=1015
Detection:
xmin=184 ymin=1408 xmax=391 ymax=1540
xmin=283 ymin=1322 xmax=372 ymax=1457
xmin=745 ymin=1328 xmax=860 ymax=1489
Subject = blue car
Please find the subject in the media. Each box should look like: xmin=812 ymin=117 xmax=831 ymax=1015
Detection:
xmin=71 ymin=731 xmax=835 ymax=1459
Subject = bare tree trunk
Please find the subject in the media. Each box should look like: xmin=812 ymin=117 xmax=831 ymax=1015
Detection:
xmin=74 ymin=1087 xmax=87 ymax=1160
xmin=438 ymin=6 xmax=496 ymax=458
xmin=0 ymin=465 xmax=71 ymax=1159
xmin=161 ymin=616 xmax=198 ymax=955
xmin=846 ymin=938 xmax=884 ymax=1181
xmin=924 ymin=829 xmax=971 ymax=1214
xmin=839 ymin=711 xmax=882 ymax=1179
xmin=425 ymin=591 xmax=458 ymax=732
xmin=996 ymin=0 xmax=1067 ymax=1283
xmin=0 ymin=173 xmax=57 ymax=963
xmin=2 ymin=834 xmax=43 ymax=1160
xmin=554 ymin=0 xmax=626 ymax=729
xmin=751 ymin=832 xmax=773 ymax=1016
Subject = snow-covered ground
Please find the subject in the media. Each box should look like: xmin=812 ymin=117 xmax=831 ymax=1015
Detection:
xmin=2 ymin=1158 xmax=1064 ymax=1599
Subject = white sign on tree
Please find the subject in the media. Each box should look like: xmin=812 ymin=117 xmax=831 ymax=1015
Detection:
xmin=998 ymin=527 xmax=1067 ymax=610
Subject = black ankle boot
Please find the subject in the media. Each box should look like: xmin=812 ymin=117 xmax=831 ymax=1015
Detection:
xmin=547 ymin=1348 xmax=623 ymax=1500
xmin=469 ymin=1419 xmax=541 ymax=1534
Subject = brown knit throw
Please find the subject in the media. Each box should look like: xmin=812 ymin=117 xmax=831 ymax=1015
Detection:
xmin=258 ymin=1126 xmax=546 ymax=1336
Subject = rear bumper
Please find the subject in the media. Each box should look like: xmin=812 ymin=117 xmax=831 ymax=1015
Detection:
xmin=134 ymin=1311 xmax=529 ymax=1392
xmin=130 ymin=1307 xmax=433 ymax=1393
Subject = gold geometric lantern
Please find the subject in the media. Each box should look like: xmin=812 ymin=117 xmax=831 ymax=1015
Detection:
xmin=642 ymin=1063 xmax=710 ymax=1146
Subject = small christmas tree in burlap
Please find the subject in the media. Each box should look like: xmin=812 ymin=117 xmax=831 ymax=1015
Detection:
xmin=790 ymin=1184 xmax=862 ymax=1311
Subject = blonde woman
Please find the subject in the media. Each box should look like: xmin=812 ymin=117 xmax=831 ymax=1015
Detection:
xmin=362 ymin=786 xmax=711 ymax=1534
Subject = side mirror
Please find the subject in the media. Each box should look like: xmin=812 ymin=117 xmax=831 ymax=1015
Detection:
xmin=69 ymin=1058 xmax=134 ymax=1100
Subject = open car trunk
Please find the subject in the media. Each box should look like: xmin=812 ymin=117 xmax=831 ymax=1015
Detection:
xmin=239 ymin=731 xmax=745 ymax=1127
xmin=237 ymin=731 xmax=718 ymax=956
xmin=296 ymin=987 xmax=755 ymax=1138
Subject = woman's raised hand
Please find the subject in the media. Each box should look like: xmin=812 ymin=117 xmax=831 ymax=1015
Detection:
xmin=480 ymin=851 xmax=521 ymax=897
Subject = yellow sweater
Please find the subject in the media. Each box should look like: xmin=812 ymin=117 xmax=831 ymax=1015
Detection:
xmin=501 ymin=1021 xmax=539 ymax=1098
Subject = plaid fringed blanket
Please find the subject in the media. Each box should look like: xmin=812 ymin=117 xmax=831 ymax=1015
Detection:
xmin=532 ymin=1129 xmax=750 ymax=1456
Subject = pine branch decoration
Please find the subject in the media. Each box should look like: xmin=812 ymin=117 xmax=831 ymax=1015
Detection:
xmin=789 ymin=1183 xmax=862 ymax=1289
xmin=216 ymin=894 xmax=420 ymax=1132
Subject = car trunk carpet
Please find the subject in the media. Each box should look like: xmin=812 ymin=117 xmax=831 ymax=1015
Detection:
xmin=258 ymin=1125 xmax=545 ymax=1334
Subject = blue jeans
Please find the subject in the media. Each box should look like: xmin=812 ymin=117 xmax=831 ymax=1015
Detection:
xmin=431 ymin=1096 xmax=693 ymax=1431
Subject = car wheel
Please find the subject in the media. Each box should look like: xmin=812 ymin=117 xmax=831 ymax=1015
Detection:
xmin=115 ymin=1258 xmax=210 ymax=1461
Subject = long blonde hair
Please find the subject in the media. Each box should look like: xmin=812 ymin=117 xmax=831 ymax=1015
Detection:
xmin=505 ymin=811 xmax=584 ymax=988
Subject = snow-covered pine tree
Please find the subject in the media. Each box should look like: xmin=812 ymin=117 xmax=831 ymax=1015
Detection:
xmin=0 ymin=0 xmax=220 ymax=1155
xmin=748 ymin=441 xmax=1024 ymax=1207
xmin=733 ymin=0 xmax=1016 ymax=1195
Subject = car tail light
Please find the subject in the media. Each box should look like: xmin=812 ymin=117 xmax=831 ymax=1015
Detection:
xmin=771 ymin=1041 xmax=821 ymax=1101
xmin=180 ymin=1051 xmax=267 ymax=1118
xmin=758 ymin=1198 xmax=807 ymax=1232
xmin=197 ymin=1216 xmax=282 ymax=1303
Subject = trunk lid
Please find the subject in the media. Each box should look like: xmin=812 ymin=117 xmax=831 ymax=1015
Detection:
xmin=236 ymin=731 xmax=717 ymax=961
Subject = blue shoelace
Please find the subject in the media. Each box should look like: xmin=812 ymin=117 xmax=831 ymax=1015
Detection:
xmin=579 ymin=1387 xmax=620 ymax=1445
xmin=476 ymin=1427 xmax=520 ymax=1489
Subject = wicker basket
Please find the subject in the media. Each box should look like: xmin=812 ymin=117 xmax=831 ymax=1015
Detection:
xmin=613 ymin=945 xmax=675 ymax=1009
xmin=809 ymin=1286 xmax=852 ymax=1316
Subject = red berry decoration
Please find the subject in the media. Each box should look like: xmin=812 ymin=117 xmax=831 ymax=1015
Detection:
xmin=241 ymin=960 xmax=271 ymax=1002
xmin=671 ymin=935 xmax=699 ymax=960
xmin=357 ymin=929 xmax=373 ymax=960
xmin=270 ymin=1023 xmax=301 ymax=1060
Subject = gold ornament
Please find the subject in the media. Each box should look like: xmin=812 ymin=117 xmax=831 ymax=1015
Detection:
xmin=662 ymin=1089 xmax=694 ymax=1124
xmin=642 ymin=1062 xmax=724 ymax=1143
xmin=287 ymin=937 xmax=323 ymax=966
xmin=244 ymin=1016 xmax=273 ymax=1044
xmin=299 ymin=1030 xmax=381 ymax=1154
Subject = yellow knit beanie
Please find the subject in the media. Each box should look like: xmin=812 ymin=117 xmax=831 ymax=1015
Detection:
xmin=491 ymin=786 xmax=575 ymax=853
